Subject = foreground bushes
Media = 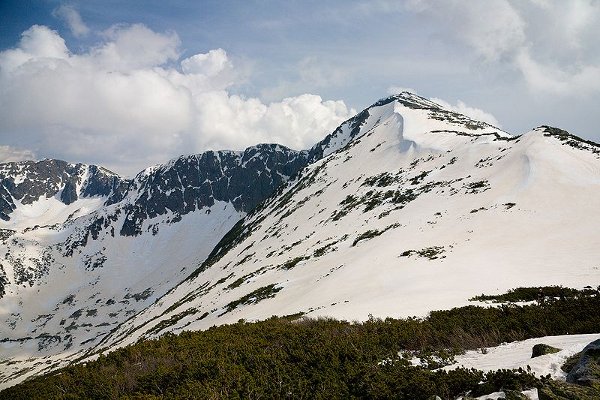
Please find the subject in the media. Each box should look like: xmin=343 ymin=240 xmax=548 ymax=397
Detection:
xmin=470 ymin=285 xmax=599 ymax=303
xmin=2 ymin=290 xmax=599 ymax=399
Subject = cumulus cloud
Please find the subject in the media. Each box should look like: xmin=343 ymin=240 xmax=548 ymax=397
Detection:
xmin=0 ymin=25 xmax=354 ymax=176
xmin=430 ymin=98 xmax=501 ymax=127
xmin=405 ymin=0 xmax=600 ymax=95
xmin=0 ymin=146 xmax=36 ymax=163
xmin=52 ymin=5 xmax=90 ymax=38
xmin=96 ymin=24 xmax=180 ymax=71
xmin=405 ymin=0 xmax=525 ymax=62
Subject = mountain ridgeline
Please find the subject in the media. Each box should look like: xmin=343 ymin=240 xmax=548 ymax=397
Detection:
xmin=119 ymin=144 xmax=310 ymax=236
xmin=1 ymin=92 xmax=599 ymax=391
xmin=0 ymin=95 xmax=402 ymax=388
xmin=0 ymin=160 xmax=128 ymax=220
xmin=0 ymin=144 xmax=310 ymax=234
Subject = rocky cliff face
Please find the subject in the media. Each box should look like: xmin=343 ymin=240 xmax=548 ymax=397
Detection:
xmin=0 ymin=160 xmax=129 ymax=220
xmin=120 ymin=144 xmax=309 ymax=236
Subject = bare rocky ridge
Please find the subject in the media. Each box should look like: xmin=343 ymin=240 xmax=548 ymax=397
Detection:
xmin=0 ymin=160 xmax=129 ymax=220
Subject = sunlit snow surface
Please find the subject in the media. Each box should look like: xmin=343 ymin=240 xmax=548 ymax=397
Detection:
xmin=73 ymin=97 xmax=600 ymax=375
xmin=446 ymin=333 xmax=600 ymax=379
xmin=447 ymin=333 xmax=600 ymax=400
xmin=3 ymin=196 xmax=106 ymax=230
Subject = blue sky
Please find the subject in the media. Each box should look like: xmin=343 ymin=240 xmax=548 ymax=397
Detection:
xmin=1 ymin=1 xmax=599 ymax=175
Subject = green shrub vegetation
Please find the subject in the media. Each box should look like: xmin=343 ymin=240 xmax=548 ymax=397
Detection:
xmin=2 ymin=290 xmax=600 ymax=399
xmin=278 ymin=256 xmax=307 ymax=270
xmin=352 ymin=224 xmax=399 ymax=247
xmin=470 ymin=285 xmax=599 ymax=303
xmin=562 ymin=352 xmax=582 ymax=373
xmin=531 ymin=343 xmax=561 ymax=358
xmin=222 ymin=284 xmax=282 ymax=315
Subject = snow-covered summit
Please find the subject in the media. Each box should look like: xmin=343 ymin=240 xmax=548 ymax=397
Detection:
xmin=307 ymin=92 xmax=509 ymax=163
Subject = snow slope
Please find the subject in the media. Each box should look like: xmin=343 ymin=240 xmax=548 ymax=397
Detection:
xmin=89 ymin=94 xmax=600 ymax=356
xmin=445 ymin=333 xmax=600 ymax=380
xmin=0 ymin=202 xmax=242 ymax=388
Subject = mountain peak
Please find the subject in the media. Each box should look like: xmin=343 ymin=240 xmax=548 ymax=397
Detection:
xmin=98 ymin=90 xmax=599 ymax=356
xmin=375 ymin=91 xmax=443 ymax=110
xmin=0 ymin=159 xmax=129 ymax=222
xmin=308 ymin=92 xmax=510 ymax=163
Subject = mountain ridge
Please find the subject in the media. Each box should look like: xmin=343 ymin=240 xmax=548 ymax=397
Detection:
xmin=81 ymin=94 xmax=599 ymax=357
xmin=1 ymin=92 xmax=599 ymax=389
xmin=0 ymin=140 xmax=313 ymax=387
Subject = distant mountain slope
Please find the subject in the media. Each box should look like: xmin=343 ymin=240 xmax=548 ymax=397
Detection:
xmin=0 ymin=143 xmax=310 ymax=387
xmin=119 ymin=144 xmax=309 ymax=236
xmin=0 ymin=160 xmax=129 ymax=222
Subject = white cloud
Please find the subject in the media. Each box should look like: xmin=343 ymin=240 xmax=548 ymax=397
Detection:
xmin=405 ymin=0 xmax=525 ymax=62
xmin=5 ymin=24 xmax=69 ymax=63
xmin=430 ymin=98 xmax=501 ymax=127
xmin=405 ymin=0 xmax=600 ymax=95
xmin=52 ymin=5 xmax=90 ymax=38
xmin=94 ymin=24 xmax=181 ymax=71
xmin=260 ymin=56 xmax=349 ymax=102
xmin=192 ymin=92 xmax=351 ymax=151
xmin=0 ymin=24 xmax=354 ymax=176
xmin=515 ymin=49 xmax=600 ymax=95
xmin=0 ymin=146 xmax=36 ymax=163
